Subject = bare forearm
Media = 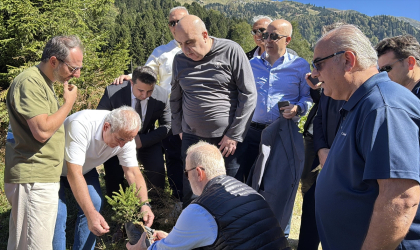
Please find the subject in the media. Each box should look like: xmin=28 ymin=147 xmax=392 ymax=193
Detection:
xmin=362 ymin=180 xmax=420 ymax=250
xmin=28 ymin=101 xmax=74 ymax=142
xmin=67 ymin=167 xmax=96 ymax=216
xmin=124 ymin=167 xmax=149 ymax=203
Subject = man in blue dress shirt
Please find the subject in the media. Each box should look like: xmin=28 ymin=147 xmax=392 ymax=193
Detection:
xmin=313 ymin=24 xmax=420 ymax=250
xmin=237 ymin=19 xmax=312 ymax=183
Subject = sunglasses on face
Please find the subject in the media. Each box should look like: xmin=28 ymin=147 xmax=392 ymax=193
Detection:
xmin=168 ymin=20 xmax=180 ymax=27
xmin=312 ymin=51 xmax=345 ymax=71
xmin=251 ymin=28 xmax=266 ymax=36
xmin=379 ymin=58 xmax=406 ymax=72
xmin=57 ymin=58 xmax=83 ymax=74
xmin=261 ymin=32 xmax=288 ymax=41
xmin=184 ymin=166 xmax=205 ymax=178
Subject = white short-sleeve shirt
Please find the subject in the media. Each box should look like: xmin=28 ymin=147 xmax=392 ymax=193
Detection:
xmin=61 ymin=109 xmax=138 ymax=176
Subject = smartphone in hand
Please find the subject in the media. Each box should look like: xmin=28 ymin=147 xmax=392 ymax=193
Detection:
xmin=278 ymin=101 xmax=290 ymax=113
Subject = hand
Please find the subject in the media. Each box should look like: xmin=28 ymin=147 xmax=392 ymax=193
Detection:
xmin=86 ymin=210 xmax=110 ymax=236
xmin=126 ymin=232 xmax=148 ymax=250
xmin=63 ymin=81 xmax=78 ymax=105
xmin=112 ymin=74 xmax=131 ymax=85
xmin=135 ymin=134 xmax=142 ymax=149
xmin=179 ymin=133 xmax=183 ymax=140
xmin=305 ymin=73 xmax=322 ymax=89
xmin=218 ymin=135 xmax=238 ymax=157
xmin=141 ymin=205 xmax=155 ymax=227
xmin=280 ymin=104 xmax=298 ymax=119
xmin=318 ymin=148 xmax=330 ymax=167
xmin=153 ymin=230 xmax=168 ymax=241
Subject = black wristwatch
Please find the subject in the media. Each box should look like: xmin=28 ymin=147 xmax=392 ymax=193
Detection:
xmin=296 ymin=105 xmax=302 ymax=115
xmin=143 ymin=202 xmax=152 ymax=209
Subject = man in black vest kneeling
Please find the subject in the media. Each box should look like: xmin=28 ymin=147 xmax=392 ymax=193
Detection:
xmin=127 ymin=141 xmax=290 ymax=250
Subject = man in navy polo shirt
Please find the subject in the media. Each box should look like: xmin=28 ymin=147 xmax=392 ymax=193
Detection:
xmin=312 ymin=24 xmax=420 ymax=250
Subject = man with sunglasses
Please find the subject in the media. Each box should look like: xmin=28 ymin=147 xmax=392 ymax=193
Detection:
xmin=376 ymin=34 xmax=420 ymax=98
xmin=241 ymin=20 xmax=311 ymax=235
xmin=313 ymin=25 xmax=420 ymax=250
xmin=5 ymin=35 xmax=81 ymax=250
xmin=246 ymin=15 xmax=297 ymax=60
xmin=126 ymin=141 xmax=290 ymax=250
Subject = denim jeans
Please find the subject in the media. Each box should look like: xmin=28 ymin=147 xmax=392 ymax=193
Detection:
xmin=53 ymin=169 xmax=103 ymax=250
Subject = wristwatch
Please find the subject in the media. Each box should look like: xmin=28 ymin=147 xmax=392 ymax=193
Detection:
xmin=143 ymin=202 xmax=152 ymax=209
xmin=296 ymin=105 xmax=302 ymax=115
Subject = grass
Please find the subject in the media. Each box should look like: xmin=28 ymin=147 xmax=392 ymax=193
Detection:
xmin=0 ymin=148 xmax=320 ymax=250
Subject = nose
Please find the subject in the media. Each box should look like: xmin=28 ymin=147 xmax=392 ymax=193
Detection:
xmin=73 ymin=69 xmax=81 ymax=78
xmin=311 ymin=67 xmax=320 ymax=78
xmin=118 ymin=141 xmax=126 ymax=147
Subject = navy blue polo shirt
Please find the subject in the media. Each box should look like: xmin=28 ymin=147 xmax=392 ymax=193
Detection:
xmin=315 ymin=72 xmax=420 ymax=250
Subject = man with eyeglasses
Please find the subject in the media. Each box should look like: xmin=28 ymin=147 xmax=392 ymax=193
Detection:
xmin=246 ymin=16 xmax=297 ymax=60
xmin=376 ymin=34 xmax=420 ymax=98
xmin=241 ymin=19 xmax=311 ymax=235
xmin=5 ymin=35 xmax=80 ymax=250
xmin=126 ymin=141 xmax=290 ymax=250
xmin=312 ymin=25 xmax=420 ymax=250
xmin=53 ymin=106 xmax=154 ymax=250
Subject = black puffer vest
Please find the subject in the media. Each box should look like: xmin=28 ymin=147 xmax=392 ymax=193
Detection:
xmin=192 ymin=175 xmax=290 ymax=250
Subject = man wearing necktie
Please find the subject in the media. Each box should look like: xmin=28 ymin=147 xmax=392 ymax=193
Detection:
xmin=97 ymin=66 xmax=171 ymax=200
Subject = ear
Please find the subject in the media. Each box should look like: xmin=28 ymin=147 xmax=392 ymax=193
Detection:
xmin=103 ymin=122 xmax=111 ymax=132
xmin=202 ymin=31 xmax=209 ymax=40
xmin=285 ymin=36 xmax=291 ymax=45
xmin=197 ymin=166 xmax=206 ymax=181
xmin=130 ymin=79 xmax=134 ymax=86
xmin=343 ymin=51 xmax=356 ymax=72
xmin=408 ymin=56 xmax=417 ymax=70
xmin=49 ymin=56 xmax=59 ymax=68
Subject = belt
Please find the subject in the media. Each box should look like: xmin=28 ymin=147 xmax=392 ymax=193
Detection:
xmin=250 ymin=121 xmax=269 ymax=130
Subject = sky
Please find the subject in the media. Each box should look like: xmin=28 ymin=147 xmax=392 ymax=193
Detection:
xmin=278 ymin=0 xmax=420 ymax=22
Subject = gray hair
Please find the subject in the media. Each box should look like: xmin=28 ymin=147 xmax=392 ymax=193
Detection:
xmin=252 ymin=15 xmax=272 ymax=24
xmin=186 ymin=141 xmax=225 ymax=180
xmin=375 ymin=35 xmax=420 ymax=67
xmin=169 ymin=6 xmax=189 ymax=15
xmin=321 ymin=22 xmax=347 ymax=36
xmin=317 ymin=24 xmax=377 ymax=69
xmin=41 ymin=35 xmax=83 ymax=62
xmin=104 ymin=106 xmax=141 ymax=133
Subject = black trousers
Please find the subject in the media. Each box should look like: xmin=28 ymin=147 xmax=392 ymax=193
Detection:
xmin=103 ymin=142 xmax=165 ymax=200
xmin=162 ymin=134 xmax=184 ymax=200
xmin=236 ymin=126 xmax=262 ymax=183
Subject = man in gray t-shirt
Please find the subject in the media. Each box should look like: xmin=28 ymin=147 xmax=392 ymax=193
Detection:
xmin=171 ymin=15 xmax=257 ymax=206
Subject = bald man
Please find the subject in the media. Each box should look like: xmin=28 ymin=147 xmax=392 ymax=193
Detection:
xmin=246 ymin=15 xmax=297 ymax=60
xmin=240 ymin=19 xmax=311 ymax=183
xmin=171 ymin=15 xmax=257 ymax=207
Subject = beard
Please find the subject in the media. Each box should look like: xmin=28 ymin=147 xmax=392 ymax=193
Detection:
xmin=52 ymin=65 xmax=67 ymax=83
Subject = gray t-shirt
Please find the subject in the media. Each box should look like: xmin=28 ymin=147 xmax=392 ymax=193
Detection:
xmin=170 ymin=37 xmax=256 ymax=142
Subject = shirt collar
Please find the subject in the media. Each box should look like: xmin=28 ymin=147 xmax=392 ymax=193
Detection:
xmin=261 ymin=50 xmax=289 ymax=67
xmin=94 ymin=119 xmax=106 ymax=141
xmin=342 ymin=72 xmax=389 ymax=112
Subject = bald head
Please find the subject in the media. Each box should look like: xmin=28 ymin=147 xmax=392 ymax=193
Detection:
xmin=175 ymin=15 xmax=212 ymax=61
xmin=268 ymin=19 xmax=293 ymax=37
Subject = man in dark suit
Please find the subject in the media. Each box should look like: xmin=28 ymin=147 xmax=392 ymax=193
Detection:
xmin=97 ymin=66 xmax=171 ymax=200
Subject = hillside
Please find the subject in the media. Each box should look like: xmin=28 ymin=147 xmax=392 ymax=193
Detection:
xmin=202 ymin=0 xmax=420 ymax=46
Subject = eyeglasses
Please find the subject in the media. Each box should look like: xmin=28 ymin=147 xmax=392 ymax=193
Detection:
xmin=261 ymin=32 xmax=288 ymax=41
xmin=57 ymin=58 xmax=83 ymax=74
xmin=184 ymin=166 xmax=205 ymax=178
xmin=312 ymin=51 xmax=345 ymax=71
xmin=251 ymin=28 xmax=266 ymax=36
xmin=168 ymin=20 xmax=180 ymax=27
xmin=379 ymin=58 xmax=406 ymax=72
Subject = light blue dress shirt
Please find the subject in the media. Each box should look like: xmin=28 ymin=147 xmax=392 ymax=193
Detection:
xmin=149 ymin=204 xmax=217 ymax=250
xmin=250 ymin=51 xmax=312 ymax=124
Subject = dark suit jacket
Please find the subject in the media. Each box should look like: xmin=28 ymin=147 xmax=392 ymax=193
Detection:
xmin=97 ymin=81 xmax=171 ymax=148
xmin=248 ymin=116 xmax=305 ymax=230
xmin=302 ymin=88 xmax=322 ymax=136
